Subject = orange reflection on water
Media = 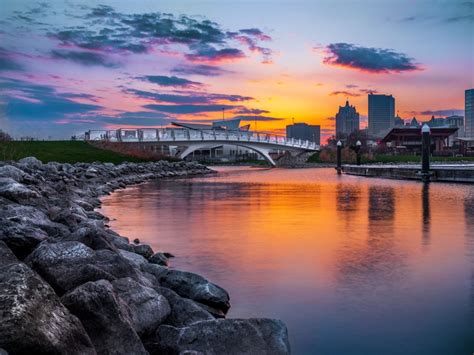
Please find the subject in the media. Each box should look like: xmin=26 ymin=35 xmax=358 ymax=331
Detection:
xmin=100 ymin=167 xmax=474 ymax=354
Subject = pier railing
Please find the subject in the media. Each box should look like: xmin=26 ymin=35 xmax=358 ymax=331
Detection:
xmin=85 ymin=128 xmax=319 ymax=150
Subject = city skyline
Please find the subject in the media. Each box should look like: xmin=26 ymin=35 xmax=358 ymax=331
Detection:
xmin=0 ymin=0 xmax=473 ymax=142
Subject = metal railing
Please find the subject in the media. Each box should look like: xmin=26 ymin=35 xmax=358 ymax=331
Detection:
xmin=85 ymin=128 xmax=319 ymax=150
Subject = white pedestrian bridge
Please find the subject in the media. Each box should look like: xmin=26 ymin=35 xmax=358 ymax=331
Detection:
xmin=85 ymin=127 xmax=319 ymax=166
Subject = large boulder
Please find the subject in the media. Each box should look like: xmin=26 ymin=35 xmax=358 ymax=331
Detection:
xmin=0 ymin=241 xmax=18 ymax=266
xmin=26 ymin=242 xmax=149 ymax=294
xmin=18 ymin=156 xmax=42 ymax=169
xmin=149 ymin=252 xmax=169 ymax=266
xmin=62 ymin=224 xmax=118 ymax=251
xmin=154 ymin=268 xmax=230 ymax=314
xmin=0 ymin=165 xmax=32 ymax=183
xmin=131 ymin=243 xmax=154 ymax=259
xmin=1 ymin=204 xmax=69 ymax=237
xmin=156 ymin=319 xmax=291 ymax=355
xmin=0 ymin=263 xmax=95 ymax=354
xmin=118 ymin=249 xmax=148 ymax=268
xmin=0 ymin=220 xmax=48 ymax=259
xmin=156 ymin=286 xmax=214 ymax=327
xmin=112 ymin=278 xmax=170 ymax=336
xmin=0 ymin=178 xmax=39 ymax=203
xmin=61 ymin=280 xmax=147 ymax=355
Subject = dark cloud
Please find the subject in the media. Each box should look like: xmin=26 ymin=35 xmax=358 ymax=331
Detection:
xmin=323 ymin=43 xmax=421 ymax=73
xmin=59 ymin=92 xmax=100 ymax=102
xmin=144 ymin=104 xmax=240 ymax=114
xmin=235 ymin=108 xmax=270 ymax=115
xmin=417 ymin=109 xmax=464 ymax=116
xmin=359 ymin=88 xmax=378 ymax=94
xmin=329 ymin=91 xmax=361 ymax=97
xmin=232 ymin=115 xmax=284 ymax=121
xmin=0 ymin=78 xmax=102 ymax=121
xmin=0 ymin=48 xmax=23 ymax=71
xmin=77 ymin=111 xmax=173 ymax=126
xmin=43 ymin=5 xmax=272 ymax=63
xmin=185 ymin=45 xmax=245 ymax=63
xmin=51 ymin=49 xmax=119 ymax=67
xmin=171 ymin=64 xmax=230 ymax=76
xmin=137 ymin=75 xmax=203 ymax=88
xmin=126 ymin=88 xmax=253 ymax=104
xmin=345 ymin=84 xmax=358 ymax=88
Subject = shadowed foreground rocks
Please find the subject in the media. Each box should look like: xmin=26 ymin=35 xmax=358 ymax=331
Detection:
xmin=0 ymin=157 xmax=290 ymax=354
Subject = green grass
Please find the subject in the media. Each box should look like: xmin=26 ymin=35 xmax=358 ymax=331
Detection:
xmin=0 ymin=141 xmax=153 ymax=164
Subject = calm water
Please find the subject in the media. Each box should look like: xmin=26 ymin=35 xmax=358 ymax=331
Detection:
xmin=100 ymin=167 xmax=474 ymax=354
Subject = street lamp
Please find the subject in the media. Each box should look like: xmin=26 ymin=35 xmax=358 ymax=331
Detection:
xmin=336 ymin=140 xmax=342 ymax=174
xmin=355 ymin=140 xmax=362 ymax=165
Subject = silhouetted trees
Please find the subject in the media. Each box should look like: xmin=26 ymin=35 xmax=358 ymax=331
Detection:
xmin=0 ymin=130 xmax=12 ymax=141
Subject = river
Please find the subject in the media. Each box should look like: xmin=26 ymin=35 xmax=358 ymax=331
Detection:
xmin=100 ymin=166 xmax=474 ymax=354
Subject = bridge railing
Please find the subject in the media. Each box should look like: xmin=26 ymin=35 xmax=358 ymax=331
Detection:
xmin=85 ymin=128 xmax=319 ymax=150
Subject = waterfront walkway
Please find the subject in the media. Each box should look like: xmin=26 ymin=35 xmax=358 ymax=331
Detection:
xmin=342 ymin=164 xmax=474 ymax=183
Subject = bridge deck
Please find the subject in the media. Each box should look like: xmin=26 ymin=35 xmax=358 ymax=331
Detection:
xmin=85 ymin=128 xmax=319 ymax=151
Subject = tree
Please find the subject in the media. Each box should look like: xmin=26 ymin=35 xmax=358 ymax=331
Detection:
xmin=0 ymin=129 xmax=12 ymax=141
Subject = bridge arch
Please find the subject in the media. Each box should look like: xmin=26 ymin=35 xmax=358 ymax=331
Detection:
xmin=178 ymin=142 xmax=277 ymax=166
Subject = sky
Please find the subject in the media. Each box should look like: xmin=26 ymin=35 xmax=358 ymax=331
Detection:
xmin=0 ymin=0 xmax=473 ymax=141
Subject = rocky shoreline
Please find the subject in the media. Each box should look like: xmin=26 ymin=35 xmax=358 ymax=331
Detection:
xmin=0 ymin=157 xmax=290 ymax=354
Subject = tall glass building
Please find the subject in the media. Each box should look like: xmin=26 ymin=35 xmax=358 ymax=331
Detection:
xmin=465 ymin=89 xmax=474 ymax=138
xmin=368 ymin=94 xmax=395 ymax=138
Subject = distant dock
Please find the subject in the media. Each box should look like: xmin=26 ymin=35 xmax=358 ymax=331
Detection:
xmin=342 ymin=164 xmax=474 ymax=183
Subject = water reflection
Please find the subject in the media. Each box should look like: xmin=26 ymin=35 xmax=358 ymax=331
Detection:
xmin=100 ymin=167 xmax=474 ymax=355
xmin=422 ymin=183 xmax=431 ymax=246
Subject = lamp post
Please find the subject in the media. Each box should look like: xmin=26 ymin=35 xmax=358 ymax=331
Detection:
xmin=355 ymin=140 xmax=362 ymax=165
xmin=336 ymin=140 xmax=342 ymax=174
xmin=421 ymin=124 xmax=431 ymax=182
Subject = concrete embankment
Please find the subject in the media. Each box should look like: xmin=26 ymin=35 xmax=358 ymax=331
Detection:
xmin=0 ymin=157 xmax=290 ymax=355
xmin=342 ymin=164 xmax=474 ymax=183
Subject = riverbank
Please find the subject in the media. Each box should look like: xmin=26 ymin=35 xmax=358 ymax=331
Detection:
xmin=0 ymin=157 xmax=290 ymax=354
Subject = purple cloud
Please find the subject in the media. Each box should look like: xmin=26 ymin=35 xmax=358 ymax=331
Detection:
xmin=137 ymin=75 xmax=203 ymax=88
xmin=323 ymin=43 xmax=422 ymax=73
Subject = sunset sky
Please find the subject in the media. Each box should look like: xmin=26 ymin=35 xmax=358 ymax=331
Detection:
xmin=1 ymin=0 xmax=473 ymax=141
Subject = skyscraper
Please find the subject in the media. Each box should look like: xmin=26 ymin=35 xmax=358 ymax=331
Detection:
xmin=286 ymin=123 xmax=320 ymax=145
xmin=465 ymin=89 xmax=474 ymax=138
xmin=368 ymin=94 xmax=395 ymax=137
xmin=335 ymin=100 xmax=359 ymax=137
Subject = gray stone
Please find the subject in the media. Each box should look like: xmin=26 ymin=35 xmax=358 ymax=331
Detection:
xmin=18 ymin=156 xmax=42 ymax=168
xmin=0 ymin=241 xmax=18 ymax=267
xmin=0 ymin=221 xmax=48 ymax=259
xmin=61 ymin=280 xmax=147 ymax=355
xmin=0 ymin=178 xmax=39 ymax=203
xmin=156 ymin=319 xmax=291 ymax=355
xmin=112 ymin=277 xmax=171 ymax=336
xmin=131 ymin=243 xmax=154 ymax=258
xmin=0 ymin=263 xmax=95 ymax=354
xmin=118 ymin=249 xmax=149 ymax=268
xmin=155 ymin=268 xmax=230 ymax=314
xmin=156 ymin=286 xmax=214 ymax=327
xmin=149 ymin=252 xmax=169 ymax=266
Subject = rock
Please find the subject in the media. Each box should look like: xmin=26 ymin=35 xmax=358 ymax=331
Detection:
xmin=61 ymin=280 xmax=147 ymax=355
xmin=156 ymin=319 xmax=291 ymax=355
xmin=18 ymin=156 xmax=42 ymax=168
xmin=112 ymin=277 xmax=171 ymax=336
xmin=156 ymin=286 xmax=214 ymax=327
xmin=118 ymin=249 xmax=149 ymax=268
xmin=133 ymin=238 xmax=140 ymax=244
xmin=0 ymin=178 xmax=39 ymax=203
xmin=62 ymin=224 xmax=118 ymax=251
xmin=0 ymin=241 xmax=18 ymax=267
xmin=1 ymin=204 xmax=69 ymax=237
xmin=0 ymin=165 xmax=31 ymax=182
xmin=0 ymin=221 xmax=48 ymax=259
xmin=155 ymin=269 xmax=230 ymax=314
xmin=132 ymin=243 xmax=154 ymax=258
xmin=26 ymin=242 xmax=146 ymax=294
xmin=0 ymin=263 xmax=95 ymax=354
xmin=149 ymin=252 xmax=169 ymax=266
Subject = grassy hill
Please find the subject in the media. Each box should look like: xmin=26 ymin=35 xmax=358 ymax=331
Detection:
xmin=0 ymin=141 xmax=154 ymax=164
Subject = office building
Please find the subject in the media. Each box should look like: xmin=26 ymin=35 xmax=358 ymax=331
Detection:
xmin=286 ymin=123 xmax=320 ymax=145
xmin=368 ymin=94 xmax=395 ymax=138
xmin=335 ymin=100 xmax=359 ymax=137
xmin=465 ymin=89 xmax=474 ymax=138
